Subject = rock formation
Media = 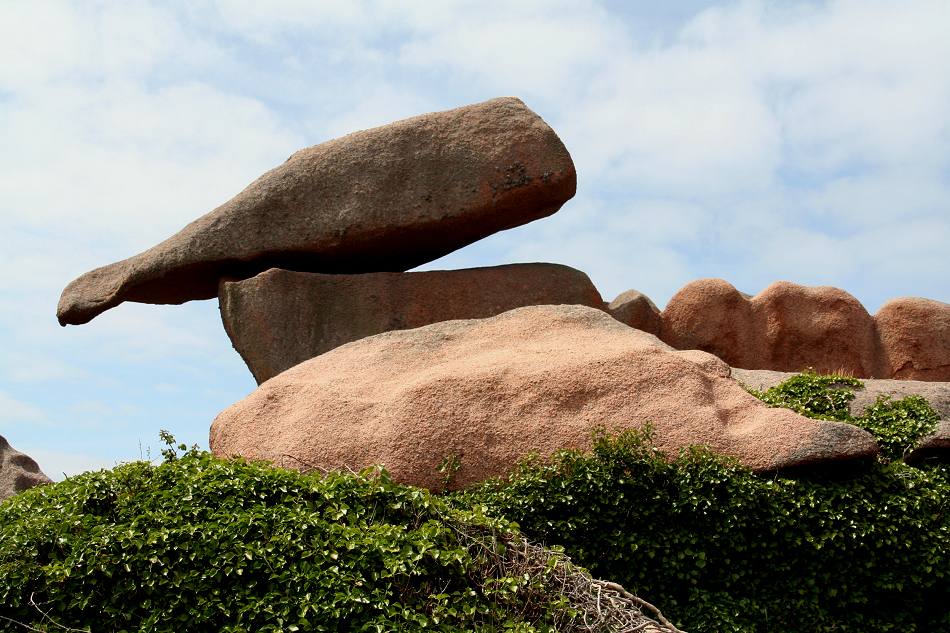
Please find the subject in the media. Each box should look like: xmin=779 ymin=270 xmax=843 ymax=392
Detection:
xmin=657 ymin=279 xmax=949 ymax=381
xmin=210 ymin=305 xmax=878 ymax=490
xmin=220 ymin=264 xmax=605 ymax=384
xmin=875 ymin=297 xmax=950 ymax=381
xmin=659 ymin=279 xmax=755 ymax=367
xmin=58 ymin=97 xmax=576 ymax=326
xmin=606 ymin=289 xmax=661 ymax=336
xmin=1 ymin=436 xmax=52 ymax=501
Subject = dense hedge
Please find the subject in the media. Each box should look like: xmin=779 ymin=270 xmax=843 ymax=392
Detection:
xmin=2 ymin=372 xmax=946 ymax=632
xmin=464 ymin=372 xmax=949 ymax=632
xmin=0 ymin=442 xmax=568 ymax=632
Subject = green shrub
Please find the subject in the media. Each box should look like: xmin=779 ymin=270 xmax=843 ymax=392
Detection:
xmin=748 ymin=369 xmax=940 ymax=459
xmin=0 ymin=443 xmax=570 ymax=632
xmin=746 ymin=370 xmax=863 ymax=420
xmin=852 ymin=395 xmax=940 ymax=460
xmin=463 ymin=429 xmax=950 ymax=632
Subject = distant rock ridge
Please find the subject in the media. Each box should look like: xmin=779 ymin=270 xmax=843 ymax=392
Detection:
xmin=1 ymin=436 xmax=52 ymax=501
xmin=607 ymin=280 xmax=948 ymax=382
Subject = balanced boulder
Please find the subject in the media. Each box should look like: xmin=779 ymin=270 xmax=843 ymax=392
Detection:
xmin=210 ymin=305 xmax=877 ymax=490
xmin=875 ymin=297 xmax=950 ymax=381
xmin=58 ymin=97 xmax=576 ymax=326
xmin=220 ymin=263 xmax=605 ymax=384
xmin=1 ymin=436 xmax=52 ymax=501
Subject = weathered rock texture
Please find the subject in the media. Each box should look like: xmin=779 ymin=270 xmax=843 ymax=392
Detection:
xmin=875 ymin=297 xmax=950 ymax=381
xmin=606 ymin=289 xmax=661 ymax=336
xmin=1 ymin=436 xmax=52 ymax=501
xmin=211 ymin=305 xmax=877 ymax=490
xmin=58 ymin=97 xmax=576 ymax=326
xmin=220 ymin=264 xmax=605 ymax=384
xmin=659 ymin=279 xmax=950 ymax=381
xmin=906 ymin=422 xmax=950 ymax=465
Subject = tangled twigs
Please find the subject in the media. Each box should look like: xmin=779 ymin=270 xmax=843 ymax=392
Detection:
xmin=445 ymin=516 xmax=687 ymax=632
xmin=0 ymin=594 xmax=91 ymax=632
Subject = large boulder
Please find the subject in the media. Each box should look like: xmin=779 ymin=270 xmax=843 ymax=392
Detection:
xmin=211 ymin=305 xmax=877 ymax=490
xmin=220 ymin=264 xmax=605 ymax=384
xmin=1 ymin=436 xmax=52 ymax=501
xmin=606 ymin=289 xmax=661 ymax=336
xmin=906 ymin=422 xmax=950 ymax=465
xmin=659 ymin=279 xmax=755 ymax=367
xmin=874 ymin=297 xmax=950 ymax=381
xmin=58 ymin=97 xmax=576 ymax=326
xmin=754 ymin=281 xmax=877 ymax=376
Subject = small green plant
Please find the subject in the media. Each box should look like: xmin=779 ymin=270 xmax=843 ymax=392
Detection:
xmin=747 ymin=369 xmax=862 ymax=420
xmin=853 ymin=395 xmax=939 ymax=460
xmin=157 ymin=429 xmax=199 ymax=462
xmin=438 ymin=453 xmax=462 ymax=487
xmin=748 ymin=370 xmax=940 ymax=460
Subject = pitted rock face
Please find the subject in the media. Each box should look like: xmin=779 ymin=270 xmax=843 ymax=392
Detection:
xmin=1 ymin=435 xmax=52 ymax=501
xmin=875 ymin=297 xmax=950 ymax=381
xmin=220 ymin=263 xmax=605 ymax=384
xmin=210 ymin=305 xmax=877 ymax=491
xmin=754 ymin=281 xmax=877 ymax=376
xmin=57 ymin=97 xmax=576 ymax=326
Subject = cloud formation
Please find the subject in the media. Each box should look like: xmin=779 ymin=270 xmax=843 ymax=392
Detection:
xmin=2 ymin=0 xmax=948 ymax=477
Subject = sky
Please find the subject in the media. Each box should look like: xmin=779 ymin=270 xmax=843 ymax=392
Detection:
xmin=2 ymin=0 xmax=948 ymax=480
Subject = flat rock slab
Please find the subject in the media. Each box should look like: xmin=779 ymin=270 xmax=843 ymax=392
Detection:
xmin=906 ymin=421 xmax=950 ymax=465
xmin=1 ymin=435 xmax=52 ymax=502
xmin=58 ymin=97 xmax=576 ymax=325
xmin=211 ymin=305 xmax=877 ymax=491
xmin=730 ymin=368 xmax=950 ymax=419
xmin=220 ymin=264 xmax=605 ymax=384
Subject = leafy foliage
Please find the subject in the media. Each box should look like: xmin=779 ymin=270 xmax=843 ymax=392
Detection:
xmin=748 ymin=369 xmax=940 ymax=459
xmin=852 ymin=395 xmax=940 ymax=460
xmin=747 ymin=370 xmax=862 ymax=420
xmin=0 ymin=440 xmax=567 ymax=632
xmin=464 ymin=428 xmax=950 ymax=632
xmin=2 ymin=373 xmax=945 ymax=632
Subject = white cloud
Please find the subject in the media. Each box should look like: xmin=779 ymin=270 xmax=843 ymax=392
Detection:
xmin=0 ymin=391 xmax=48 ymax=425
xmin=0 ymin=1 xmax=201 ymax=89
xmin=1 ymin=0 xmax=948 ymax=476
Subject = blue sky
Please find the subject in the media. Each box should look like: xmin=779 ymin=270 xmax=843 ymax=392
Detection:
xmin=2 ymin=0 xmax=948 ymax=479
